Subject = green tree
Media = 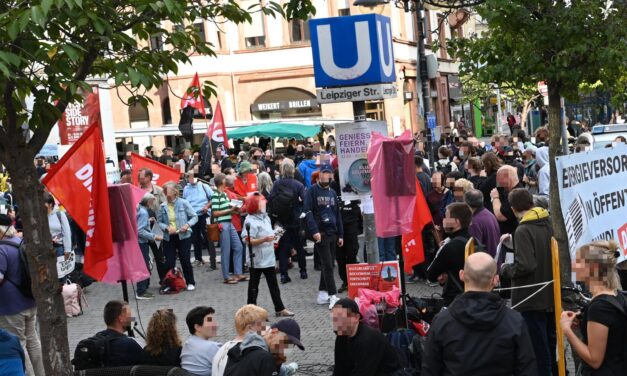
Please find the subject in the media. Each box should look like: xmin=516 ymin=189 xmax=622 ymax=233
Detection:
xmin=0 ymin=1 xmax=314 ymax=374
xmin=449 ymin=0 xmax=627 ymax=281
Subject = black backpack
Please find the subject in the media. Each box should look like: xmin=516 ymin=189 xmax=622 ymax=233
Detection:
xmin=269 ymin=183 xmax=297 ymax=225
xmin=436 ymin=160 xmax=452 ymax=175
xmin=0 ymin=239 xmax=33 ymax=299
xmin=72 ymin=331 xmax=123 ymax=370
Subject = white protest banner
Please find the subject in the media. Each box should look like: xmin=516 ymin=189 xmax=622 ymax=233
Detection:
xmin=556 ymin=145 xmax=627 ymax=263
xmin=57 ymin=251 xmax=76 ymax=279
xmin=335 ymin=121 xmax=388 ymax=201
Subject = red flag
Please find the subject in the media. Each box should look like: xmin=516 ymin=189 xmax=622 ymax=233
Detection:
xmin=180 ymin=73 xmax=205 ymax=116
xmin=207 ymin=101 xmax=230 ymax=150
xmin=42 ymin=124 xmax=113 ymax=280
xmin=401 ymin=179 xmax=433 ymax=273
xmin=130 ymin=153 xmax=181 ymax=187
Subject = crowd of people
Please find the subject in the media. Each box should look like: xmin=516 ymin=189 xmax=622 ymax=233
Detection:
xmin=1 ymin=122 xmax=627 ymax=376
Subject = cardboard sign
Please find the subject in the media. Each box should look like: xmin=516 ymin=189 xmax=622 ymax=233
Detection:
xmin=347 ymin=261 xmax=401 ymax=298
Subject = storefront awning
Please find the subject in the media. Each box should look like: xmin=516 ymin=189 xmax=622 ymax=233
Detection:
xmin=228 ymin=122 xmax=323 ymax=139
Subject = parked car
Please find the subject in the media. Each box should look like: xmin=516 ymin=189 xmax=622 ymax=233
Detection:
xmin=591 ymin=123 xmax=627 ymax=149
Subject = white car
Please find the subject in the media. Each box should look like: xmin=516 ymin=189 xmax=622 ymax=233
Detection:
xmin=591 ymin=123 xmax=627 ymax=149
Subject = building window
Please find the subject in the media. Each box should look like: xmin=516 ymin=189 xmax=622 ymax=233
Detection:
xmin=150 ymin=34 xmax=164 ymax=51
xmin=241 ymin=0 xmax=265 ymax=48
xmin=290 ymin=18 xmax=310 ymax=43
xmin=338 ymin=8 xmax=350 ymax=16
xmin=193 ymin=22 xmax=206 ymax=43
xmin=215 ymin=31 xmax=223 ymax=50
xmin=365 ymin=101 xmax=385 ymax=121
xmin=162 ymin=98 xmax=172 ymax=125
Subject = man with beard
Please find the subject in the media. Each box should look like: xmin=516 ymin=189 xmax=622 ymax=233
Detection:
xmin=427 ymin=203 xmax=474 ymax=305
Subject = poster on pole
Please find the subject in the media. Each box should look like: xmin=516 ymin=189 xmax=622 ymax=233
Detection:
xmin=346 ymin=261 xmax=401 ymax=298
xmin=57 ymin=87 xmax=101 ymax=145
xmin=556 ymin=145 xmax=627 ymax=263
xmin=335 ymin=121 xmax=388 ymax=201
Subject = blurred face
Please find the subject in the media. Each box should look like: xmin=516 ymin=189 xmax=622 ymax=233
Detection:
xmin=195 ymin=314 xmax=218 ymax=340
xmin=265 ymin=150 xmax=272 ymax=159
xmin=165 ymin=186 xmax=177 ymax=202
xmin=496 ymin=170 xmax=516 ymax=190
xmin=431 ymin=173 xmax=443 ymax=190
xmin=119 ymin=306 xmax=133 ymax=330
xmin=446 ymin=178 xmax=456 ymax=189
xmin=187 ymin=173 xmax=196 ymax=184
xmin=319 ymin=171 xmax=333 ymax=184
xmin=332 ymin=307 xmax=359 ymax=336
xmin=443 ymin=209 xmax=461 ymax=234
xmin=453 ymin=187 xmax=465 ymax=202
xmin=138 ymin=171 xmax=152 ymax=187
xmin=264 ymin=329 xmax=290 ymax=355
xmin=120 ymin=174 xmax=132 ymax=184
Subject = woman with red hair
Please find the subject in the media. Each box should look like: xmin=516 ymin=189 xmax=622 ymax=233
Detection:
xmin=241 ymin=193 xmax=294 ymax=317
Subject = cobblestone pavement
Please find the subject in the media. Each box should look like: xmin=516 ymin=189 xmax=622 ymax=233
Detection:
xmin=67 ymin=248 xmax=439 ymax=375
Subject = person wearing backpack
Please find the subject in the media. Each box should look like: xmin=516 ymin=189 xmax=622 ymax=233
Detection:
xmin=270 ymin=159 xmax=307 ymax=283
xmin=43 ymin=193 xmax=72 ymax=260
xmin=0 ymin=214 xmax=45 ymax=376
xmin=561 ymin=240 xmax=627 ymax=375
xmin=73 ymin=300 xmax=144 ymax=370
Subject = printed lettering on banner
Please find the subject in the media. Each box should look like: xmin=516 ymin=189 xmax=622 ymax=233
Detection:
xmin=346 ymin=261 xmax=401 ymax=298
xmin=556 ymin=145 xmax=627 ymax=263
xmin=335 ymin=121 xmax=388 ymax=201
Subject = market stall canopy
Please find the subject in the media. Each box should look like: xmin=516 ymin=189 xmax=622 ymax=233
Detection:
xmin=228 ymin=122 xmax=322 ymax=139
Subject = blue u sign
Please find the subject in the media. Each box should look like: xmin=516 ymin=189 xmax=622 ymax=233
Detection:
xmin=309 ymin=14 xmax=396 ymax=88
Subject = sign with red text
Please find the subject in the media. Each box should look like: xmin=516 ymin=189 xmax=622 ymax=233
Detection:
xmin=347 ymin=261 xmax=401 ymax=298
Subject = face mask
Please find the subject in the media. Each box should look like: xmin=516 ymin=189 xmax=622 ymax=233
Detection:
xmin=444 ymin=227 xmax=456 ymax=234
xmin=459 ymin=151 xmax=465 ymax=158
xmin=319 ymin=181 xmax=330 ymax=188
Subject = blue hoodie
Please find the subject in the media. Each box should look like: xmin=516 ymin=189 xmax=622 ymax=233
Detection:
xmin=0 ymin=329 xmax=25 ymax=376
xmin=298 ymin=159 xmax=317 ymax=188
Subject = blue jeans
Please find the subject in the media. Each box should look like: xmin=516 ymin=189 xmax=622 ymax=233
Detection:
xmin=377 ymin=237 xmax=397 ymax=261
xmin=219 ymin=222 xmax=243 ymax=280
xmin=522 ymin=311 xmax=557 ymax=376
xmin=136 ymin=243 xmax=151 ymax=295
xmin=163 ymin=234 xmax=195 ymax=285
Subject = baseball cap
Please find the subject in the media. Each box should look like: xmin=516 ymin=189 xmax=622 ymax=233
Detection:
xmin=271 ymin=319 xmax=304 ymax=350
xmin=0 ymin=214 xmax=12 ymax=226
xmin=320 ymin=163 xmax=333 ymax=173
xmin=239 ymin=161 xmax=252 ymax=174
xmin=333 ymin=298 xmax=361 ymax=318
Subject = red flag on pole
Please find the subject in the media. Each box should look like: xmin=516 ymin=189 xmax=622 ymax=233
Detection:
xmin=180 ymin=73 xmax=205 ymax=116
xmin=42 ymin=124 xmax=113 ymax=280
xmin=130 ymin=153 xmax=181 ymax=187
xmin=207 ymin=101 xmax=230 ymax=150
xmin=401 ymin=179 xmax=433 ymax=273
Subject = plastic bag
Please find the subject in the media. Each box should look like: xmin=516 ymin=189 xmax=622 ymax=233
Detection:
xmin=367 ymin=131 xmax=416 ymax=237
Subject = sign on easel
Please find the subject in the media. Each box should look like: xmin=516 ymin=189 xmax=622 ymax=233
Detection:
xmin=346 ymin=261 xmax=401 ymax=298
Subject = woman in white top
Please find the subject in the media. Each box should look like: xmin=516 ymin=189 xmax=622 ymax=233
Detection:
xmin=241 ymin=193 xmax=294 ymax=318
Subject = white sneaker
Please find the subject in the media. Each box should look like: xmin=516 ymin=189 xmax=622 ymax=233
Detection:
xmin=316 ymin=291 xmax=329 ymax=305
xmin=328 ymin=295 xmax=340 ymax=310
xmin=187 ymin=284 xmax=196 ymax=291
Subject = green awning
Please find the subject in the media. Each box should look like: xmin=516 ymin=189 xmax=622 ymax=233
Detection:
xmin=228 ymin=122 xmax=322 ymax=139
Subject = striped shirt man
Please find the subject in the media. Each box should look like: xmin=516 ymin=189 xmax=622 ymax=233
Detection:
xmin=211 ymin=191 xmax=232 ymax=223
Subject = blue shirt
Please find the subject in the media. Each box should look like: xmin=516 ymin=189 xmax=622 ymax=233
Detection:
xmin=183 ymin=183 xmax=213 ymax=214
xmin=180 ymin=335 xmax=221 ymax=376
xmin=0 ymin=237 xmax=36 ymax=316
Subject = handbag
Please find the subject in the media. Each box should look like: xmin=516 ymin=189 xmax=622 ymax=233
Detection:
xmin=206 ymin=221 xmax=221 ymax=242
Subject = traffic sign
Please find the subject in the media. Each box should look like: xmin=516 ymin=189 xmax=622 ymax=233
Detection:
xmin=316 ymin=83 xmax=397 ymax=104
xmin=427 ymin=113 xmax=437 ymax=129
xmin=309 ymin=14 xmax=396 ymax=88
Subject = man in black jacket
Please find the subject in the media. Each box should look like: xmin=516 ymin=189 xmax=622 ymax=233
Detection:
xmin=224 ymin=319 xmax=304 ymax=376
xmin=422 ymin=252 xmax=537 ymax=376
xmin=427 ymin=202 xmax=473 ymax=305
xmin=304 ymin=164 xmax=343 ymax=309
xmin=332 ymin=298 xmax=400 ymax=376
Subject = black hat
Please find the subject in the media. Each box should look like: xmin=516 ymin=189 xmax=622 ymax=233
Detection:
xmin=271 ymin=319 xmax=304 ymax=350
xmin=0 ymin=214 xmax=12 ymax=226
xmin=333 ymin=298 xmax=361 ymax=318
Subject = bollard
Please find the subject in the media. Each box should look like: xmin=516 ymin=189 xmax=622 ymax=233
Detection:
xmin=551 ymin=237 xmax=566 ymax=376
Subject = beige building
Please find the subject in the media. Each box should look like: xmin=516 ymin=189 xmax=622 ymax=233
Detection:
xmin=107 ymin=1 xmax=470 ymax=158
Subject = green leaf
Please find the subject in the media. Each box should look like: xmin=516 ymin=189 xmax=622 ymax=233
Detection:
xmin=0 ymin=62 xmax=10 ymax=77
xmin=0 ymin=51 xmax=22 ymax=66
xmin=41 ymin=0 xmax=54 ymax=16
xmin=61 ymin=45 xmax=80 ymax=62
xmin=31 ymin=6 xmax=46 ymax=27
xmin=127 ymin=68 xmax=140 ymax=86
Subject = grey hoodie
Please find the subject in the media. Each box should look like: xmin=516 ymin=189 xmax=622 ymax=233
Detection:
xmin=224 ymin=332 xmax=277 ymax=376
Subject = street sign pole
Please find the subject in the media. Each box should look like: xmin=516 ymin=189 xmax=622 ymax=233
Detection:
xmin=416 ymin=2 xmax=435 ymax=171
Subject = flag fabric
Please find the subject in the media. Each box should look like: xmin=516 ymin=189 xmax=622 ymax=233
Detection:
xmin=130 ymin=153 xmax=181 ymax=187
xmin=207 ymin=101 xmax=230 ymax=153
xmin=179 ymin=73 xmax=205 ymax=116
xmin=42 ymin=124 xmax=113 ymax=280
xmin=178 ymin=106 xmax=194 ymax=143
xmin=401 ymin=179 xmax=433 ymax=273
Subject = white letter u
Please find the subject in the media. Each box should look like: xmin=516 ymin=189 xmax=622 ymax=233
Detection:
xmin=317 ymin=21 xmax=372 ymax=80
xmin=377 ymin=20 xmax=394 ymax=77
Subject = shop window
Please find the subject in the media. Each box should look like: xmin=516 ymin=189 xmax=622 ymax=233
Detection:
xmin=241 ymin=0 xmax=266 ymax=48
xmin=365 ymin=101 xmax=385 ymax=121
xmin=290 ymin=18 xmax=310 ymax=43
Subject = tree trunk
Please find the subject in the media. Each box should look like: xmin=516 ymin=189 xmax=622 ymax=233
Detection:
xmin=2 ymin=147 xmax=71 ymax=375
xmin=547 ymin=84 xmax=572 ymax=286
